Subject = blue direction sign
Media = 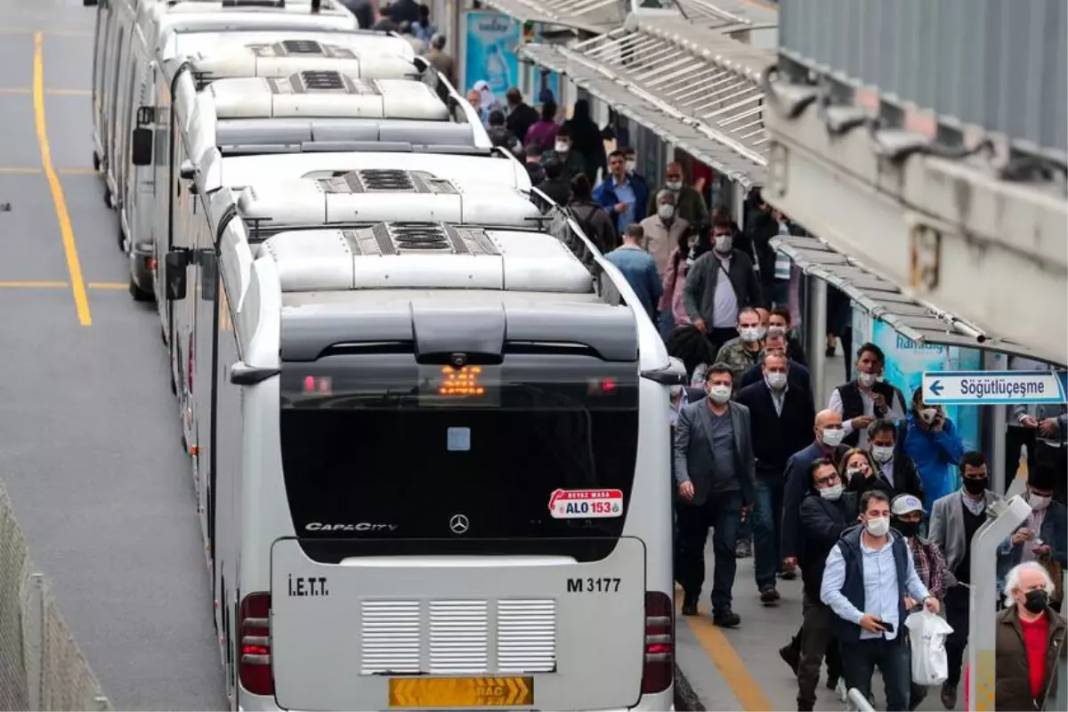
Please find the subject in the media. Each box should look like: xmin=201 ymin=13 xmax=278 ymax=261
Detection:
xmin=922 ymin=371 xmax=1067 ymax=405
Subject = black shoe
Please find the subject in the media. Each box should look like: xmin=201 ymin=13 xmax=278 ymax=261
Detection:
xmin=940 ymin=683 xmax=956 ymax=709
xmin=759 ymin=585 xmax=781 ymax=605
xmin=681 ymin=596 xmax=698 ymax=616
xmin=825 ymin=344 xmax=836 ymax=357
xmin=735 ymin=539 xmax=752 ymax=558
xmin=779 ymin=568 xmax=797 ymax=581
xmin=779 ymin=643 xmax=800 ymax=675
xmin=826 ymin=673 xmax=839 ymax=690
xmin=712 ymin=610 xmax=741 ymax=627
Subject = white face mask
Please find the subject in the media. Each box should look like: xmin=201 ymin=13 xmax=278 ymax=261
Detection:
xmin=767 ymin=325 xmax=787 ymax=338
xmin=871 ymin=445 xmax=895 ymax=463
xmin=657 ymin=203 xmax=676 ymax=220
xmin=739 ymin=326 xmax=762 ymax=342
xmin=625 ymin=159 xmax=637 ymax=173
xmin=919 ymin=407 xmax=938 ymax=424
xmin=714 ymin=235 xmax=733 ymax=253
xmin=554 ymin=141 xmax=570 ymax=154
xmin=765 ymin=371 xmax=787 ymax=391
xmin=1030 ymin=492 xmax=1052 ymax=511
xmin=665 ymin=179 xmax=683 ymax=191
xmin=755 ymin=325 xmax=768 ymax=339
xmin=820 ymin=483 xmax=844 ymax=501
xmin=858 ymin=372 xmax=877 ymax=388
xmin=865 ymin=516 xmax=890 ymax=537
xmin=708 ymin=384 xmax=731 ymax=404
xmin=821 ymin=427 xmax=845 ymax=448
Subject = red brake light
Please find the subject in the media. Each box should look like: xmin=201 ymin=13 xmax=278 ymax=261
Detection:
xmin=600 ymin=377 xmax=617 ymax=394
xmin=641 ymin=591 xmax=673 ymax=695
xmin=239 ymin=592 xmax=273 ymax=696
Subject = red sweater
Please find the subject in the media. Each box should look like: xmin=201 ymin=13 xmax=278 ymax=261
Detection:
xmin=1020 ymin=613 xmax=1050 ymax=698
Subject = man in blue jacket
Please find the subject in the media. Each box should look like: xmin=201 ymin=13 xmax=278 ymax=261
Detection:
xmin=902 ymin=387 xmax=965 ymax=507
xmin=604 ymin=225 xmax=662 ymax=320
xmin=594 ymin=149 xmax=649 ymax=237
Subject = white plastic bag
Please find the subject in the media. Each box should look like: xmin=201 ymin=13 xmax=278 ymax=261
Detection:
xmin=905 ymin=610 xmax=955 ymax=685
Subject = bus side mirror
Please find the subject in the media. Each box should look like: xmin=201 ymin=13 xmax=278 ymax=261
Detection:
xmin=165 ymin=250 xmax=189 ymax=301
xmin=131 ymin=127 xmax=152 ymax=165
xmin=230 ymin=362 xmax=280 ymax=386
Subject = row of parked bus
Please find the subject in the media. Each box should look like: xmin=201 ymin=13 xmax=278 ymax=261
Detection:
xmin=87 ymin=1 xmax=677 ymax=710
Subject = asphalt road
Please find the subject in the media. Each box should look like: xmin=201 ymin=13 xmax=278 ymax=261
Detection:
xmin=0 ymin=1 xmax=226 ymax=708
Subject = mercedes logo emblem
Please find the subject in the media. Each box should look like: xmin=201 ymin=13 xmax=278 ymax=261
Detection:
xmin=449 ymin=514 xmax=470 ymax=535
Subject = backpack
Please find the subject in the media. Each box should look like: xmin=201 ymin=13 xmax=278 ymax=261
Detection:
xmin=569 ymin=202 xmax=605 ymax=252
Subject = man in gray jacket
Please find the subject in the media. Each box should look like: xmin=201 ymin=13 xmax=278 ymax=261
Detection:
xmin=683 ymin=218 xmax=763 ymax=355
xmin=674 ymin=362 xmax=756 ymax=627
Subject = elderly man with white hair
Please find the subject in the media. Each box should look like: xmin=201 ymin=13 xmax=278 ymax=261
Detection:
xmin=996 ymin=561 xmax=1066 ymax=711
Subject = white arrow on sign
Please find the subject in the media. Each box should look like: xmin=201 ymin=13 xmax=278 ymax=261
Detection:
xmin=922 ymin=370 xmax=1067 ymax=405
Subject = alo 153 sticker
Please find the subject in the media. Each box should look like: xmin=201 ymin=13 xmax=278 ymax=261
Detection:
xmin=548 ymin=489 xmax=623 ymax=519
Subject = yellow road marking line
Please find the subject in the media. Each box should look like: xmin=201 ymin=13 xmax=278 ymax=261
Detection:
xmin=0 ymin=280 xmax=68 ymax=288
xmin=33 ymin=32 xmax=91 ymax=326
xmin=0 ymin=87 xmax=91 ymax=96
xmin=0 ymin=281 xmax=127 ymax=291
xmin=0 ymin=166 xmax=42 ymax=174
xmin=681 ymin=598 xmax=775 ymax=711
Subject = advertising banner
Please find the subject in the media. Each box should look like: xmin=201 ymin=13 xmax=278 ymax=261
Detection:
xmin=462 ymin=10 xmax=520 ymax=95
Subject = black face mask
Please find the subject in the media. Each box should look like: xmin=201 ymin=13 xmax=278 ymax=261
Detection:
xmin=963 ymin=476 xmax=988 ymax=495
xmin=893 ymin=519 xmax=920 ymax=538
xmin=1024 ymin=589 xmax=1049 ymax=614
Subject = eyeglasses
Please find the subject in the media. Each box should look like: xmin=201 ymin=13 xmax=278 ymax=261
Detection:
xmin=815 ymin=475 xmax=838 ymax=486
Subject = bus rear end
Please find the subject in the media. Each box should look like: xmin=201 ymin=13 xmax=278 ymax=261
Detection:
xmin=245 ymin=301 xmax=673 ymax=710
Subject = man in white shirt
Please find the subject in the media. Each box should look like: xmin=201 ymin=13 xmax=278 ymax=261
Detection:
xmin=822 ymin=489 xmax=940 ymax=711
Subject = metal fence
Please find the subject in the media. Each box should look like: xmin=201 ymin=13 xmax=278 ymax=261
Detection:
xmin=0 ymin=480 xmax=111 ymax=711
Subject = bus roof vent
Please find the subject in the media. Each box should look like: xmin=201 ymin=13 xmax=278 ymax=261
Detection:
xmin=313 ymin=169 xmax=458 ymax=195
xmin=297 ymin=69 xmax=346 ymax=92
xmin=281 ymin=39 xmax=324 ymax=55
xmin=388 ymin=222 xmax=451 ymax=251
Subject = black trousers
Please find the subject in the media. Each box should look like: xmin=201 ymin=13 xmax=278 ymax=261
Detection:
xmin=676 ymin=490 xmax=743 ymax=613
xmin=944 ymin=584 xmax=970 ymax=687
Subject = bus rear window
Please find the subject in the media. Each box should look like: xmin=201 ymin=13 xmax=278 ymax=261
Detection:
xmin=279 ymin=354 xmax=639 ymax=561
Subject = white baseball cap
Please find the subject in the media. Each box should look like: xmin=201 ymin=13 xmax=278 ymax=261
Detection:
xmin=891 ymin=494 xmax=923 ymax=516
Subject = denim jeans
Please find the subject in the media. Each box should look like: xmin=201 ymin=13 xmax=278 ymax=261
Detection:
xmin=676 ymin=490 xmax=743 ymax=613
xmin=839 ymin=636 xmax=911 ymax=712
xmin=752 ymin=474 xmax=784 ymax=589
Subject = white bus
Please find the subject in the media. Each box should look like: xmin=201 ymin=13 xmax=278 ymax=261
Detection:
xmin=169 ymin=173 xmax=677 ymax=709
xmin=153 ymin=62 xmax=488 ymax=393
xmin=88 ymin=0 xmax=358 ymax=209
xmin=165 ymin=152 xmax=543 ymax=523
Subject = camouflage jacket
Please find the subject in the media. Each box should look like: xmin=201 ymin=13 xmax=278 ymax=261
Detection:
xmin=715 ymin=337 xmax=762 ymax=382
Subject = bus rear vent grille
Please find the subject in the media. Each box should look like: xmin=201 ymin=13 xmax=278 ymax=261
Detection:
xmin=281 ymin=39 xmax=325 ymax=55
xmin=299 ymin=70 xmax=345 ymax=91
xmin=388 ymin=223 xmax=451 ymax=251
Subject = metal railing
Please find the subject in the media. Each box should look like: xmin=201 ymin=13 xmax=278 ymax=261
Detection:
xmin=0 ymin=479 xmax=111 ymax=711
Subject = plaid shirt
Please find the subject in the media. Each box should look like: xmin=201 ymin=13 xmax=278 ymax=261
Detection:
xmin=909 ymin=536 xmax=948 ymax=601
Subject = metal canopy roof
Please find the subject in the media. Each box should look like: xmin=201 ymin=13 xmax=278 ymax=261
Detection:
xmin=771 ymin=235 xmax=1065 ymax=366
xmin=520 ymin=17 xmax=773 ymax=187
xmin=479 ymin=0 xmax=627 ymax=34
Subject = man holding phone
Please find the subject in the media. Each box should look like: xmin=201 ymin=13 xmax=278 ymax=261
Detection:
xmin=821 ymin=490 xmax=940 ymax=711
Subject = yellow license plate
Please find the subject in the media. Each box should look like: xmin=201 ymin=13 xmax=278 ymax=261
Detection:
xmin=389 ymin=676 xmax=533 ymax=707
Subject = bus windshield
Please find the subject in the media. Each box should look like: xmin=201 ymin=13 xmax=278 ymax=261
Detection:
xmin=279 ymin=353 xmax=640 ymax=561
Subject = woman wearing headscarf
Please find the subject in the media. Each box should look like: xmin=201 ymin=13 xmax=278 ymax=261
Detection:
xmin=562 ymin=99 xmax=606 ymax=184
xmin=472 ymin=80 xmax=502 ymax=125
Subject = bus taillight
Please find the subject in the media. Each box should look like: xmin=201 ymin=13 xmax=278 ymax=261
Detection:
xmin=641 ymin=591 xmax=673 ymax=694
xmin=239 ymin=592 xmax=273 ymax=696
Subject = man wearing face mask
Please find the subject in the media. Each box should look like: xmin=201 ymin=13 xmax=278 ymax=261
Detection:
xmin=736 ymin=350 xmax=816 ymax=605
xmin=640 ymin=190 xmax=689 ymax=278
xmin=683 ymin=220 xmax=763 ymax=356
xmin=674 ymin=363 xmax=755 ymax=627
xmin=796 ymin=461 xmax=858 ymax=711
xmin=776 ymin=410 xmax=852 ymax=671
xmin=928 ymin=451 xmax=998 ymax=709
xmin=738 ymin=332 xmax=812 ymax=394
xmin=715 ymin=307 xmax=767 ymax=383
xmin=903 ymin=387 xmax=965 ymax=506
xmin=822 ymin=490 xmax=940 ymax=712
xmin=998 ymin=465 xmax=1067 ymax=609
xmin=995 ymin=562 xmax=1066 ymax=711
xmin=548 ymin=127 xmax=586 ymax=182
xmin=860 ymin=420 xmax=925 ymax=501
xmin=648 ymin=161 xmax=709 ymax=228
xmin=828 ymin=343 xmax=907 ymax=449
xmin=891 ymin=494 xmax=949 ymax=710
